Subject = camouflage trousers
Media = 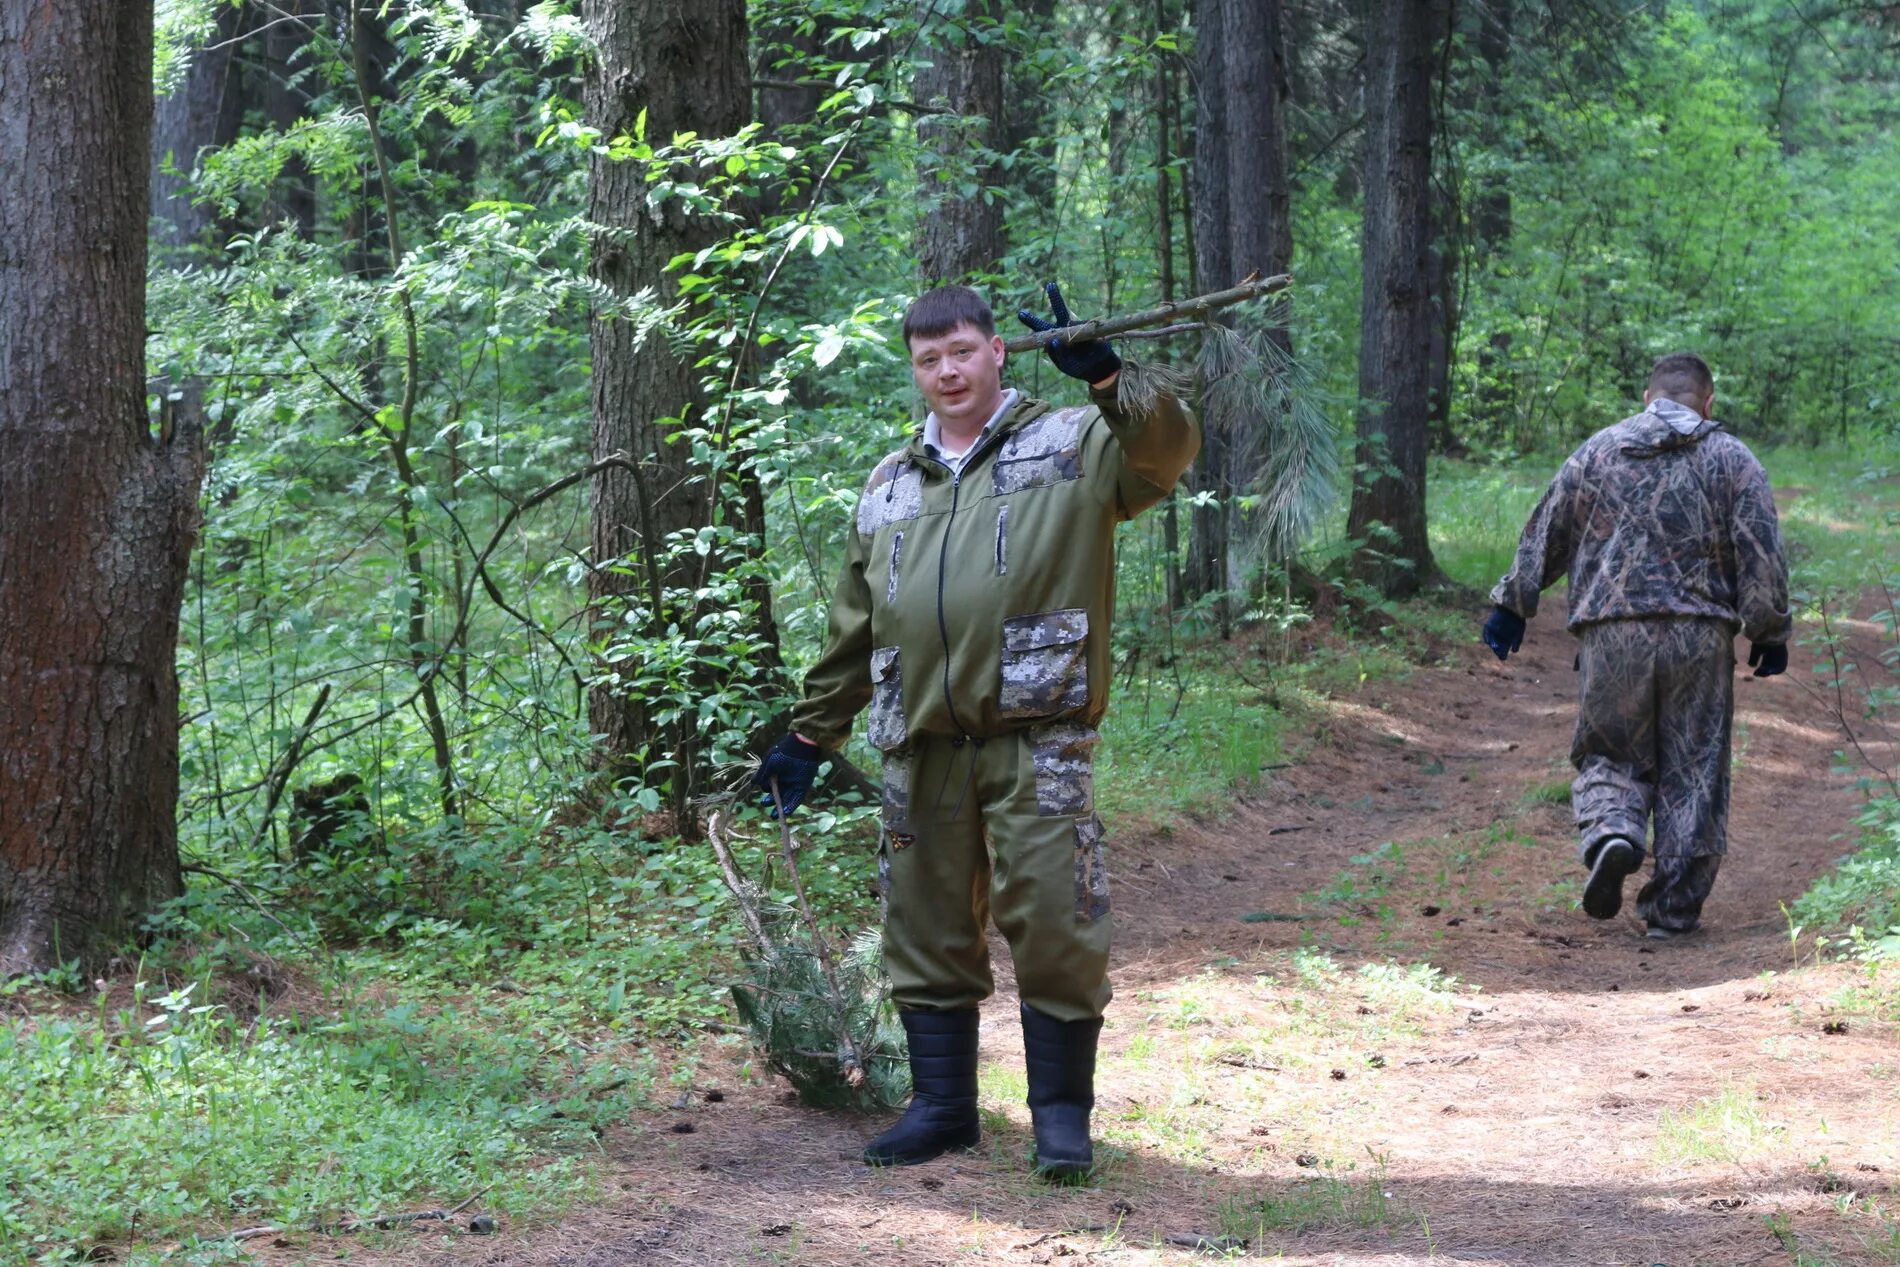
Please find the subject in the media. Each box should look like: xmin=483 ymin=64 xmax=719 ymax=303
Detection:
xmin=1571 ymin=618 xmax=1733 ymax=929
xmin=876 ymin=722 xmax=1111 ymax=1022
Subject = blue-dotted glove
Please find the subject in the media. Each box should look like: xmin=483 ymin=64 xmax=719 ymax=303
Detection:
xmin=1747 ymin=643 xmax=1787 ymax=677
xmin=755 ymin=733 xmax=823 ymax=815
xmin=1482 ymin=606 xmax=1525 ymax=661
xmin=1015 ymin=282 xmax=1122 ymax=385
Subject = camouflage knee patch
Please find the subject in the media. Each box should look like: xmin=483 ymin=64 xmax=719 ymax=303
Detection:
xmin=1027 ymin=721 xmax=1098 ymax=816
xmin=880 ymin=751 xmax=912 ymax=834
xmin=867 ymin=646 xmax=909 ymax=751
xmin=1073 ymin=813 xmax=1110 ymax=922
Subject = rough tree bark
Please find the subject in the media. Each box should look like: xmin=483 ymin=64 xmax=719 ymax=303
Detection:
xmin=914 ymin=0 xmax=1005 ymax=283
xmin=1185 ymin=0 xmax=1294 ymax=618
xmin=1470 ymin=0 xmax=1515 ymax=439
xmin=583 ymin=0 xmax=750 ymax=799
xmin=999 ymin=0 xmax=1058 ymax=281
xmin=1 ymin=0 xmax=206 ymax=975
xmin=1346 ymin=0 xmax=1452 ymax=598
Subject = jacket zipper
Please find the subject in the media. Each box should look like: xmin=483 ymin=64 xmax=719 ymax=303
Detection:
xmin=935 ymin=469 xmax=971 ymax=737
xmin=994 ymin=504 xmax=1010 ymax=575
xmin=929 ymin=427 xmax=1011 ymax=738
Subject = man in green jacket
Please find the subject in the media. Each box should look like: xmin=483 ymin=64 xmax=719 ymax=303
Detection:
xmin=756 ymin=283 xmax=1199 ymax=1177
xmin=1481 ymin=353 xmax=1791 ymax=938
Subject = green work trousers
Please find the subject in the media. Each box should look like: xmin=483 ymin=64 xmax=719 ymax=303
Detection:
xmin=877 ymin=722 xmax=1112 ymax=1022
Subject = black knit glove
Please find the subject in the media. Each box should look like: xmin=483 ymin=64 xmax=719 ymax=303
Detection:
xmin=1747 ymin=643 xmax=1787 ymax=678
xmin=755 ymin=733 xmax=824 ymax=815
xmin=1015 ymin=282 xmax=1122 ymax=385
xmin=1481 ymin=605 xmax=1525 ymax=661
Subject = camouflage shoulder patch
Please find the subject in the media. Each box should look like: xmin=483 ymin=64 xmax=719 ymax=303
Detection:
xmin=857 ymin=450 xmax=924 ymax=535
xmin=992 ymin=407 xmax=1087 ymax=496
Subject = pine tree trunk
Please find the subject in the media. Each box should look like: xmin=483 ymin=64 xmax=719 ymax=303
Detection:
xmin=583 ymin=0 xmax=750 ymax=802
xmin=1471 ymin=0 xmax=1515 ymax=440
xmin=1186 ymin=0 xmax=1294 ymax=619
xmin=1346 ymin=0 xmax=1450 ymax=599
xmin=914 ymin=0 xmax=1005 ymax=283
xmin=1 ymin=0 xmax=205 ymax=976
xmin=999 ymin=0 xmax=1058 ymax=280
xmin=150 ymin=0 xmax=247 ymax=258
xmin=261 ymin=13 xmax=317 ymax=238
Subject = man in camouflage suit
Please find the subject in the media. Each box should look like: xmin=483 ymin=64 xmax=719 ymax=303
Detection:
xmin=756 ymin=284 xmax=1198 ymax=1176
xmin=1482 ymin=353 xmax=1791 ymax=938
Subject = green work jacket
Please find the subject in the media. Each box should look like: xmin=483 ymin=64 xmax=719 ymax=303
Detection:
xmin=792 ymin=379 xmax=1199 ymax=752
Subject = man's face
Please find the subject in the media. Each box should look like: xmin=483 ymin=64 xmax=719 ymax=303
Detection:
xmin=909 ymin=323 xmax=1007 ymax=429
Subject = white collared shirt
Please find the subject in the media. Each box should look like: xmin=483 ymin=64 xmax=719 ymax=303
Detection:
xmin=923 ymin=389 xmax=1019 ymax=473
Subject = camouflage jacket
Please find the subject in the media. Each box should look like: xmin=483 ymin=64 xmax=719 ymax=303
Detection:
xmin=790 ymin=377 xmax=1199 ymax=751
xmin=1492 ymin=407 xmax=1792 ymax=645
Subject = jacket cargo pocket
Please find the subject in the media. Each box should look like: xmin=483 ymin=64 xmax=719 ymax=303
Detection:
xmin=998 ymin=608 xmax=1090 ymax=720
xmin=867 ymin=645 xmax=909 ymax=751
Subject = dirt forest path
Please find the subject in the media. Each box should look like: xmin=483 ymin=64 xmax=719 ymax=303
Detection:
xmin=390 ymin=599 xmax=1897 ymax=1267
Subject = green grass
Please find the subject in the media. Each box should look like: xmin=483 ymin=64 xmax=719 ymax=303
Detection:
xmin=1096 ymin=647 xmax=1291 ymax=832
xmin=1653 ymin=1083 xmax=1785 ymax=1167
xmin=1429 ymin=458 xmax=1550 ymax=590
xmin=1218 ymin=1153 xmax=1405 ymax=1239
xmin=1756 ymin=438 xmax=1900 ymax=595
xmin=0 ymin=977 xmax=625 ymax=1264
xmin=1524 ymin=777 xmax=1572 ymax=807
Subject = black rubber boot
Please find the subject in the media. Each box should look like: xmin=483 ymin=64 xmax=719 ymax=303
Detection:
xmin=862 ymin=1009 xmax=980 ymax=1166
xmin=1020 ymin=1003 xmax=1103 ymax=1181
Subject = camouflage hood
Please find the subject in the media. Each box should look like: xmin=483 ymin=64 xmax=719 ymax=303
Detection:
xmin=1619 ymin=397 xmax=1721 ymax=458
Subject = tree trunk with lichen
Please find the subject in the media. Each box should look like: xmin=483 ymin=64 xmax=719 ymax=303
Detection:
xmin=582 ymin=0 xmax=750 ymax=817
xmin=914 ymin=0 xmax=1005 ymax=283
xmin=1 ymin=0 xmax=205 ymax=976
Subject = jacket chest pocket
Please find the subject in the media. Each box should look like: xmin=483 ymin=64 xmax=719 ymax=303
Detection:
xmin=998 ymin=608 xmax=1090 ymax=720
xmin=867 ymin=645 xmax=909 ymax=751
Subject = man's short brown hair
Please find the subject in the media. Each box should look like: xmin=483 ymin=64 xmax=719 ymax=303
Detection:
xmin=903 ymin=285 xmax=995 ymax=347
xmin=1648 ymin=352 xmax=1714 ymax=404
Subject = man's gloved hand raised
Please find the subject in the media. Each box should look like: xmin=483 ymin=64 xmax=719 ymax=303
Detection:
xmin=1016 ymin=282 xmax=1122 ymax=387
xmin=755 ymin=733 xmax=823 ymax=815
xmin=1747 ymin=643 xmax=1788 ymax=678
xmin=1481 ymin=605 xmax=1526 ymax=661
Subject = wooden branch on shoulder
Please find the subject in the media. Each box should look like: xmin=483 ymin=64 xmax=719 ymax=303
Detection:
xmin=1000 ymin=274 xmax=1293 ymax=353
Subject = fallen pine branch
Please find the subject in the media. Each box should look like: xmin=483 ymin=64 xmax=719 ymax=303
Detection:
xmin=1000 ymin=274 xmax=1293 ymax=353
xmin=1164 ymin=1232 xmax=1250 ymax=1252
xmin=209 ymin=1186 xmax=491 ymax=1246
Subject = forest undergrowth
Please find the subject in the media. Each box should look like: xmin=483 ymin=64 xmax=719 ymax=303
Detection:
xmin=3 ymin=436 xmax=1896 ymax=1265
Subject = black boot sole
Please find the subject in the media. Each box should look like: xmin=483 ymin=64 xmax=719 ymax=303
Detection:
xmin=1033 ymin=1154 xmax=1094 ymax=1182
xmin=1583 ymin=838 xmax=1639 ymax=920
